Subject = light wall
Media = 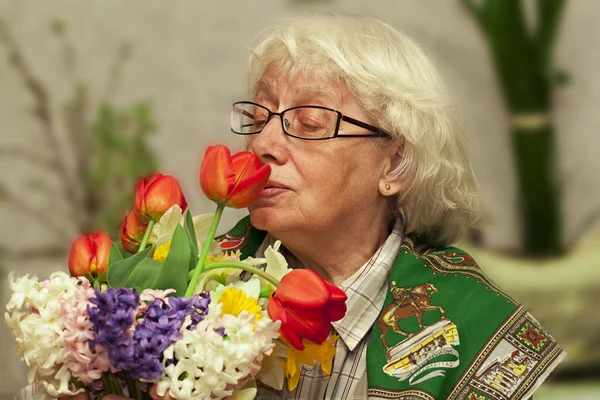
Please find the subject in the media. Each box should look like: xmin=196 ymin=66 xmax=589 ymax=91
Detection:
xmin=1 ymin=0 xmax=598 ymax=395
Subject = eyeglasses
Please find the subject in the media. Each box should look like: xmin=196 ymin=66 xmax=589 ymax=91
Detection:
xmin=231 ymin=101 xmax=391 ymax=141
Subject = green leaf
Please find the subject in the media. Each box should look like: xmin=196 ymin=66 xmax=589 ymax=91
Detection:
xmin=107 ymin=246 xmax=152 ymax=288
xmin=153 ymin=225 xmax=190 ymax=296
xmin=184 ymin=209 xmax=199 ymax=271
xmin=124 ymin=258 xmax=163 ymax=292
xmin=109 ymin=244 xmax=123 ymax=267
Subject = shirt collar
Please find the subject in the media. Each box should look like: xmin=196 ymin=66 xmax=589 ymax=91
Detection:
xmin=332 ymin=219 xmax=404 ymax=351
xmin=255 ymin=219 xmax=404 ymax=352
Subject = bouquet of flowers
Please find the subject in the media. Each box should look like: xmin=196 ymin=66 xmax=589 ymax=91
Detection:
xmin=5 ymin=145 xmax=347 ymax=400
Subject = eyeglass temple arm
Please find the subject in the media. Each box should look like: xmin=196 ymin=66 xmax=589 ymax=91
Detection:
xmin=340 ymin=115 xmax=391 ymax=137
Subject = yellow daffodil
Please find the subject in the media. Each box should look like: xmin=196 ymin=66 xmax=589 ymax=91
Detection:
xmin=283 ymin=335 xmax=338 ymax=391
xmin=218 ymin=287 xmax=262 ymax=321
xmin=152 ymin=240 xmax=172 ymax=263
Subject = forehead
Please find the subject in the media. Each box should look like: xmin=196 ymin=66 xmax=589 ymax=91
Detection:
xmin=254 ymin=64 xmax=346 ymax=106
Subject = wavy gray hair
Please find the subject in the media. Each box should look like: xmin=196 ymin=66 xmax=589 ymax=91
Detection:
xmin=246 ymin=13 xmax=486 ymax=247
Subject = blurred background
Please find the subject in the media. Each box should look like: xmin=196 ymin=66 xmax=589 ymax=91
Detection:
xmin=1 ymin=0 xmax=599 ymax=398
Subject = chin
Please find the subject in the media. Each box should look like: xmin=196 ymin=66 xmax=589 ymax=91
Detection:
xmin=249 ymin=207 xmax=291 ymax=233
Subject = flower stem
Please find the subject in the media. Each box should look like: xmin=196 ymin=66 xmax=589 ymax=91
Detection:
xmin=126 ymin=379 xmax=136 ymax=399
xmin=101 ymin=373 xmax=113 ymax=395
xmin=185 ymin=203 xmax=225 ymax=296
xmin=134 ymin=380 xmax=142 ymax=400
xmin=187 ymin=260 xmax=280 ymax=287
xmin=109 ymin=372 xmax=123 ymax=396
xmin=137 ymin=220 xmax=156 ymax=253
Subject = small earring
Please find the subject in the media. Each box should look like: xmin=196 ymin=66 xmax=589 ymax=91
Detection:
xmin=385 ymin=184 xmax=391 ymax=191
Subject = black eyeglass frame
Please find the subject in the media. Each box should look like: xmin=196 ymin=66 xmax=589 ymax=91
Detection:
xmin=231 ymin=101 xmax=391 ymax=141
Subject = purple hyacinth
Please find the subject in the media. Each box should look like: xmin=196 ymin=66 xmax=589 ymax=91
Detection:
xmin=108 ymin=293 xmax=211 ymax=380
xmin=88 ymin=288 xmax=139 ymax=348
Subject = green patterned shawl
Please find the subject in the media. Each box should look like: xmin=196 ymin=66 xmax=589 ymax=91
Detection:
xmin=218 ymin=217 xmax=565 ymax=400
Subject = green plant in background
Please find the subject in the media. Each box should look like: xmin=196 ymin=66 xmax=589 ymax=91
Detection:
xmin=0 ymin=17 xmax=158 ymax=260
xmin=461 ymin=0 xmax=568 ymax=256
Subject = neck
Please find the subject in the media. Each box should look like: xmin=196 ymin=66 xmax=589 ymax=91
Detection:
xmin=273 ymin=208 xmax=393 ymax=285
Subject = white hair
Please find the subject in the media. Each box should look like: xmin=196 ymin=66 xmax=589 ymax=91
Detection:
xmin=246 ymin=13 xmax=486 ymax=247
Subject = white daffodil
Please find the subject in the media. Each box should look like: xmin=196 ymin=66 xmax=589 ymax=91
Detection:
xmin=149 ymin=205 xmax=221 ymax=259
xmin=243 ymin=240 xmax=292 ymax=281
xmin=229 ymin=385 xmax=258 ymax=400
xmin=255 ymin=340 xmax=289 ymax=391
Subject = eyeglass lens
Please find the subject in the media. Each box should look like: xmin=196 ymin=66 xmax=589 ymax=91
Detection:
xmin=232 ymin=103 xmax=338 ymax=139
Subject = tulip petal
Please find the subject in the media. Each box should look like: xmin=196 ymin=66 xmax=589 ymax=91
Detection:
xmin=231 ymin=151 xmax=259 ymax=178
xmin=313 ymin=316 xmax=331 ymax=344
xmin=200 ymin=145 xmax=236 ymax=203
xmin=285 ymin=306 xmax=327 ymax=341
xmin=268 ymin=297 xmax=304 ymax=350
xmin=68 ymin=236 xmax=94 ymax=277
xmin=276 ymin=269 xmax=329 ymax=308
xmin=121 ymin=229 xmax=141 ymax=254
xmin=123 ymin=211 xmax=148 ymax=242
xmin=267 ymin=296 xmax=304 ymax=350
xmin=267 ymin=296 xmax=287 ymax=325
xmin=90 ymin=232 xmax=112 ymax=275
xmin=323 ymin=280 xmax=348 ymax=321
xmin=144 ymin=175 xmax=187 ymax=221
xmin=133 ymin=177 xmax=150 ymax=223
xmin=326 ymin=301 xmax=347 ymax=322
xmin=280 ymin=324 xmax=304 ymax=351
xmin=324 ymin=279 xmax=348 ymax=302
xmin=227 ymin=164 xmax=271 ymax=208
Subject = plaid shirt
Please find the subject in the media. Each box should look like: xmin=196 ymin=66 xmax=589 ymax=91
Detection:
xmin=255 ymin=220 xmax=404 ymax=400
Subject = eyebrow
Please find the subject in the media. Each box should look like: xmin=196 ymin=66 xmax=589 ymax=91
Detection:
xmin=254 ymin=80 xmax=341 ymax=106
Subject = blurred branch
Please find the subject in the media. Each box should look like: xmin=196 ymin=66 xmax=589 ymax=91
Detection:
xmin=62 ymin=83 xmax=89 ymax=226
xmin=104 ymin=41 xmax=132 ymax=99
xmin=50 ymin=17 xmax=77 ymax=84
xmin=25 ymin=177 xmax=73 ymax=216
xmin=0 ymin=18 xmax=80 ymax=211
xmin=0 ymin=145 xmax=60 ymax=171
xmin=0 ymin=182 xmax=71 ymax=240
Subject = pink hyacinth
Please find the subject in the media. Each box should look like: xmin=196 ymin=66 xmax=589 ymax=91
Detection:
xmin=60 ymin=278 xmax=109 ymax=383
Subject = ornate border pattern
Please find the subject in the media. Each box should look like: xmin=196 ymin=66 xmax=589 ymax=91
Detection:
xmin=367 ymin=387 xmax=435 ymax=400
xmin=446 ymin=307 xmax=564 ymax=400
xmin=400 ymin=235 xmax=517 ymax=303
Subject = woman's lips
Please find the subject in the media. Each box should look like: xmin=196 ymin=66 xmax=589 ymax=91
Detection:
xmin=260 ymin=183 xmax=290 ymax=199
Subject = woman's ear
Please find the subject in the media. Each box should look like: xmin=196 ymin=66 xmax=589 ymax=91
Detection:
xmin=379 ymin=139 xmax=404 ymax=196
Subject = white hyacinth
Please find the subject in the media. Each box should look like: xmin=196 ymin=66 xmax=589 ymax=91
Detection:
xmin=157 ymin=303 xmax=280 ymax=400
xmin=5 ymin=271 xmax=82 ymax=398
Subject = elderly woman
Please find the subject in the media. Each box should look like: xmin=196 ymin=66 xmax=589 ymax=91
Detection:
xmin=98 ymin=13 xmax=563 ymax=400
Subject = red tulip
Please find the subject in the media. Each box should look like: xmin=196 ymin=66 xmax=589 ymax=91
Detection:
xmin=68 ymin=232 xmax=112 ymax=278
xmin=121 ymin=210 xmax=148 ymax=254
xmin=199 ymin=145 xmax=271 ymax=208
xmin=267 ymin=269 xmax=347 ymax=351
xmin=134 ymin=173 xmax=187 ymax=222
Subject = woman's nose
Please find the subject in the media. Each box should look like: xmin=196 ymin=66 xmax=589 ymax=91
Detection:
xmin=247 ymin=115 xmax=288 ymax=164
